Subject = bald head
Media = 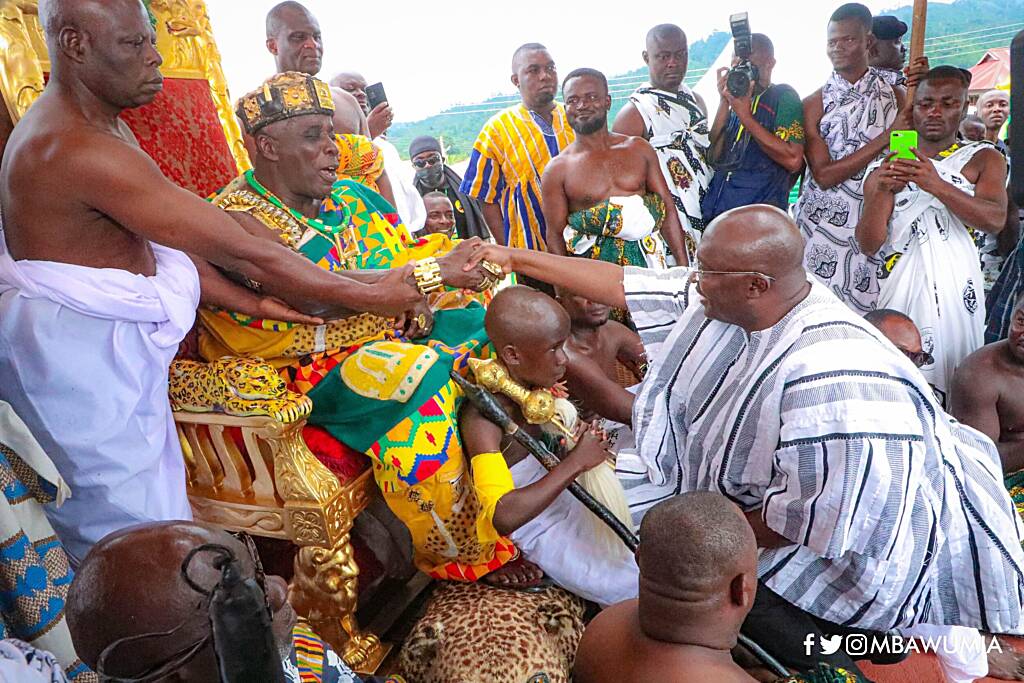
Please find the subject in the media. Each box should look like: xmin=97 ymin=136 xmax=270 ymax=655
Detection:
xmin=331 ymin=71 xmax=365 ymax=87
xmin=266 ymin=1 xmax=311 ymax=37
xmin=693 ymin=206 xmax=809 ymax=330
xmin=645 ymin=23 xmax=686 ymax=50
xmin=332 ymin=72 xmax=369 ymax=113
xmin=265 ymin=1 xmax=322 ymax=75
xmin=486 ymin=286 xmax=567 ymax=350
xmin=67 ymin=521 xmax=291 ymax=678
xmin=39 ymin=0 xmax=164 ymax=109
xmin=700 ymin=205 xmax=805 ymax=277
xmin=40 ymin=0 xmax=149 ymax=48
xmin=644 ymin=25 xmax=688 ymax=95
xmin=485 ymin=286 xmax=570 ymax=388
xmin=865 ymin=308 xmax=923 ymax=353
xmin=512 ymin=42 xmax=548 ymax=71
xmin=639 ymin=492 xmax=756 ymax=596
xmin=331 ymin=86 xmax=365 ymax=135
xmin=977 ymin=89 xmax=1010 ymax=109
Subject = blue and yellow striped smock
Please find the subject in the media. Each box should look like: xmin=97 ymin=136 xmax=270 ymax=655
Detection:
xmin=459 ymin=103 xmax=574 ymax=250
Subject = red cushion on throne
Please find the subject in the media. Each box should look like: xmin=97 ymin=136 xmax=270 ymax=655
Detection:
xmin=119 ymin=78 xmax=238 ymax=197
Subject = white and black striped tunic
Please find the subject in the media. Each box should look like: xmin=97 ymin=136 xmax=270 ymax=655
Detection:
xmin=616 ymin=266 xmax=1024 ymax=634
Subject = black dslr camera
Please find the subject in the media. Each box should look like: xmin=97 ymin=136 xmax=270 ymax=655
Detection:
xmin=726 ymin=13 xmax=759 ymax=97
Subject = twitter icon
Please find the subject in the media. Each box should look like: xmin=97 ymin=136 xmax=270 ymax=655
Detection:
xmin=820 ymin=635 xmax=843 ymax=655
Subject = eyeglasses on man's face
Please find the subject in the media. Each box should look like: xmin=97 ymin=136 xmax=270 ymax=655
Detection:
xmin=899 ymin=347 xmax=934 ymax=368
xmin=412 ymin=154 xmax=442 ymax=168
xmin=689 ymin=267 xmax=776 ymax=284
xmin=565 ymin=92 xmax=605 ymax=108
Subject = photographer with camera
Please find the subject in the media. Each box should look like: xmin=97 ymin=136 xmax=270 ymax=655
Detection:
xmin=701 ymin=26 xmax=805 ymax=222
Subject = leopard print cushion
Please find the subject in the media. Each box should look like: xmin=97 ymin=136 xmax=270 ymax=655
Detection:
xmin=169 ymin=357 xmax=311 ymax=422
xmin=399 ymin=582 xmax=584 ymax=683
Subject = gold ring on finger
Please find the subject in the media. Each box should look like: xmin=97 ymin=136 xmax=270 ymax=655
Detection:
xmin=481 ymin=260 xmax=504 ymax=279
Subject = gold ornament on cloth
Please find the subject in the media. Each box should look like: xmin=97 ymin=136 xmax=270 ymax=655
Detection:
xmin=467 ymin=358 xmax=573 ymax=439
xmin=467 ymin=358 xmax=634 ymax=545
xmin=236 ymin=71 xmax=335 ymax=134
xmin=412 ymin=257 xmax=444 ymax=295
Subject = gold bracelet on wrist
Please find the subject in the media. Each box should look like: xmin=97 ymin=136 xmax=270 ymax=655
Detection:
xmin=413 ymin=257 xmax=444 ymax=295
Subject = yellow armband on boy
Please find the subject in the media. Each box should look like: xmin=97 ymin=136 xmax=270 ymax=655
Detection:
xmin=471 ymin=451 xmax=515 ymax=544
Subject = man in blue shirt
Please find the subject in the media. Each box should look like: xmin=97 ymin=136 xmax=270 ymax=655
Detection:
xmin=701 ymin=34 xmax=805 ymax=221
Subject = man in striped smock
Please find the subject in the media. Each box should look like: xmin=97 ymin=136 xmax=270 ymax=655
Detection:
xmin=461 ymin=43 xmax=575 ymax=252
xmin=468 ymin=204 xmax=1024 ymax=679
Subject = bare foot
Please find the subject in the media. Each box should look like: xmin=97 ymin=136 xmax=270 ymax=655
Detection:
xmin=483 ymin=556 xmax=544 ymax=589
xmin=988 ymin=636 xmax=1024 ymax=680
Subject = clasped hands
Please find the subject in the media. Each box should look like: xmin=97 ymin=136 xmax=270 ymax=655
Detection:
xmin=434 ymin=237 xmax=504 ymax=292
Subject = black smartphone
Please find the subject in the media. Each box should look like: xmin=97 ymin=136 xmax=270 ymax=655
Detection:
xmin=365 ymin=82 xmax=388 ymax=111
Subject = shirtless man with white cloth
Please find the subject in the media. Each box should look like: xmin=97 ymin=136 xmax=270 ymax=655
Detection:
xmin=543 ymin=68 xmax=688 ymax=270
xmin=0 ymin=0 xmax=438 ymax=562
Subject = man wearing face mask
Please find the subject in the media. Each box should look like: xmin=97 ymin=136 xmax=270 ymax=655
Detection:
xmin=409 ymin=136 xmax=492 ymax=241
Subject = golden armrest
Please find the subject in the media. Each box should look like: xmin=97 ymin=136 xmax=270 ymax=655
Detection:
xmin=169 ymin=357 xmax=390 ymax=672
xmin=169 ymin=357 xmax=312 ymax=423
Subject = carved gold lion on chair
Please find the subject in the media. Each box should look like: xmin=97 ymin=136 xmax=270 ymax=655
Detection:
xmin=169 ymin=357 xmax=311 ymax=422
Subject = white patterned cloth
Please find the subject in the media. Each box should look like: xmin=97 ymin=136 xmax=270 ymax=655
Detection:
xmin=508 ymin=457 xmax=639 ymax=607
xmin=0 ymin=640 xmax=68 ymax=683
xmin=615 ymin=266 xmax=1024 ymax=633
xmin=628 ymin=84 xmax=712 ymax=262
xmin=869 ymin=142 xmax=988 ymax=407
xmin=0 ymin=235 xmax=198 ymax=563
xmin=795 ymin=68 xmax=898 ymax=312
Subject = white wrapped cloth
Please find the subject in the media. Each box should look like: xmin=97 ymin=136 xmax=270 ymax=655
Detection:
xmin=564 ymin=194 xmax=669 ymax=269
xmin=869 ymin=142 xmax=988 ymax=406
xmin=508 ymin=456 xmax=639 ymax=607
xmin=0 ymin=234 xmax=199 ymax=563
xmin=795 ymin=68 xmax=898 ymax=312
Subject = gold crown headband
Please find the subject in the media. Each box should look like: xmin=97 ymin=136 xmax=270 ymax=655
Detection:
xmin=236 ymin=71 xmax=335 ymax=135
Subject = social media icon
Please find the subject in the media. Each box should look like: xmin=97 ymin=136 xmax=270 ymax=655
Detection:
xmin=845 ymin=633 xmax=868 ymax=657
xmin=803 ymin=634 xmax=816 ymax=657
xmin=820 ymin=635 xmax=843 ymax=655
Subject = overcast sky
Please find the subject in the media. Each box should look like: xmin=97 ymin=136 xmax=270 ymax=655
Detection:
xmin=206 ymin=0 xmax=953 ymax=123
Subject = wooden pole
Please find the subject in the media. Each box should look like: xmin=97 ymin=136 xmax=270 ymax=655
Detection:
xmin=906 ymin=0 xmax=928 ymax=101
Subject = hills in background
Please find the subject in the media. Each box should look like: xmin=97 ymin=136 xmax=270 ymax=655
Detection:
xmin=389 ymin=0 xmax=1023 ymax=162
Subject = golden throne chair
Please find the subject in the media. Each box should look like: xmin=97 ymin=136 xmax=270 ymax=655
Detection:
xmin=0 ymin=0 xmax=388 ymax=671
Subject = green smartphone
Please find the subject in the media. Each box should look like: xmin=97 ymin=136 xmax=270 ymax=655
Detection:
xmin=890 ymin=130 xmax=919 ymax=160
